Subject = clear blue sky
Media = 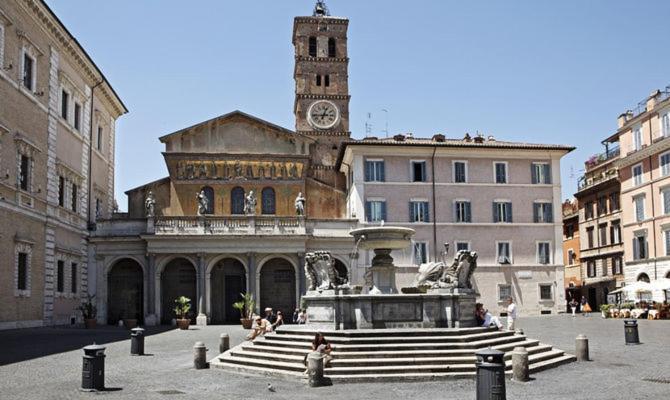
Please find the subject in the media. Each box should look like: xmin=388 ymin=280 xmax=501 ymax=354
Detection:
xmin=45 ymin=0 xmax=670 ymax=210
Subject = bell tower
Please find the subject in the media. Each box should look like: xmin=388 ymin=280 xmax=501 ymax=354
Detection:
xmin=293 ymin=1 xmax=350 ymax=177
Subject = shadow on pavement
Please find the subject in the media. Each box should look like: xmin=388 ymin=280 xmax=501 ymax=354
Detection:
xmin=0 ymin=325 xmax=173 ymax=366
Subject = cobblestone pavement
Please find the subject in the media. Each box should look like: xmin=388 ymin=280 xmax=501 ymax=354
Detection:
xmin=0 ymin=316 xmax=668 ymax=399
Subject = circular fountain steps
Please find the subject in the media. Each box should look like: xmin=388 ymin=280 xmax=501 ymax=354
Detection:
xmin=210 ymin=326 xmax=576 ymax=382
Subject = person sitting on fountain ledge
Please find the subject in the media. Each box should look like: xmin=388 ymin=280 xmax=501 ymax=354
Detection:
xmin=246 ymin=316 xmax=270 ymax=341
xmin=475 ymin=303 xmax=503 ymax=329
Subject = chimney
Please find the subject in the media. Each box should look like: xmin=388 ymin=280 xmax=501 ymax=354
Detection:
xmin=463 ymin=133 xmax=472 ymax=142
xmin=393 ymin=134 xmax=405 ymax=142
xmin=487 ymin=135 xmax=495 ymax=141
xmin=647 ymin=89 xmax=661 ymax=112
xmin=474 ymin=133 xmax=485 ymax=144
xmin=432 ymin=133 xmax=445 ymax=142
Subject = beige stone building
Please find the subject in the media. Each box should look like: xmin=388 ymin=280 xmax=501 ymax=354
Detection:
xmin=0 ymin=0 xmax=126 ymax=329
xmin=612 ymin=86 xmax=670 ymax=285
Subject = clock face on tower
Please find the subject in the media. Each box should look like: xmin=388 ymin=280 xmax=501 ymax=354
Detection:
xmin=307 ymin=100 xmax=340 ymax=130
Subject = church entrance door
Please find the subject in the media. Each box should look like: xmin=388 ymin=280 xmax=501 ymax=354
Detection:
xmin=210 ymin=258 xmax=246 ymax=324
xmin=260 ymin=258 xmax=296 ymax=316
xmin=161 ymin=258 xmax=196 ymax=324
xmin=107 ymin=259 xmax=143 ymax=325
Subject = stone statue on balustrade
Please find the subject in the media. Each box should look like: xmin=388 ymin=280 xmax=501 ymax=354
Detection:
xmin=412 ymin=250 xmax=478 ymax=291
xmin=244 ymin=190 xmax=257 ymax=215
xmin=294 ymin=192 xmax=306 ymax=216
xmin=145 ymin=191 xmax=156 ymax=217
xmin=196 ymin=189 xmax=209 ymax=216
xmin=305 ymin=251 xmax=348 ymax=291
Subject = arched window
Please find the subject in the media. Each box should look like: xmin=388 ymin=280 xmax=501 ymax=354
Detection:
xmin=637 ymin=273 xmax=650 ymax=283
xmin=328 ymin=38 xmax=336 ymax=57
xmin=308 ymin=36 xmax=317 ymax=57
xmin=231 ymin=187 xmax=245 ymax=215
xmin=261 ymin=187 xmax=276 ymax=215
xmin=200 ymin=186 xmax=214 ymax=214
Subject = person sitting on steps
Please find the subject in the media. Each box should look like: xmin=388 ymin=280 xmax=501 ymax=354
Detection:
xmin=475 ymin=302 xmax=503 ymax=329
xmin=246 ymin=316 xmax=270 ymax=341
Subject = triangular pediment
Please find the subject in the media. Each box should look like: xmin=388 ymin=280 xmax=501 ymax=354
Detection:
xmin=159 ymin=110 xmax=313 ymax=155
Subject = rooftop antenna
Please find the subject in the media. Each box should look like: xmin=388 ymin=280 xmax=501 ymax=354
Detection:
xmin=313 ymin=1 xmax=330 ymax=16
xmin=381 ymin=109 xmax=389 ymax=138
xmin=365 ymin=112 xmax=373 ymax=136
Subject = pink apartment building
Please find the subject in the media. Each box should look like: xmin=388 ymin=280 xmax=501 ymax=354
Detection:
xmin=338 ymin=134 xmax=574 ymax=315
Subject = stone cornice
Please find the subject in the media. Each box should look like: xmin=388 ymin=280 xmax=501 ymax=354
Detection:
xmin=615 ymin=136 xmax=670 ymax=168
xmin=297 ymin=130 xmax=350 ymax=137
xmin=295 ymin=56 xmax=349 ymax=63
xmin=295 ymin=94 xmax=351 ymax=100
xmin=293 ymin=16 xmax=349 ymax=25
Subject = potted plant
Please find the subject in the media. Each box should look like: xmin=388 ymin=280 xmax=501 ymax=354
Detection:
xmin=599 ymin=304 xmax=612 ymax=318
xmin=78 ymin=294 xmax=97 ymax=329
xmin=174 ymin=296 xmax=192 ymax=330
xmin=232 ymin=293 xmax=255 ymax=329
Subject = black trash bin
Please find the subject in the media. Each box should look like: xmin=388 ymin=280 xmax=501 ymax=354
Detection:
xmin=624 ymin=319 xmax=640 ymax=345
xmin=131 ymin=327 xmax=145 ymax=355
xmin=475 ymin=348 xmax=506 ymax=400
xmin=81 ymin=344 xmax=106 ymax=391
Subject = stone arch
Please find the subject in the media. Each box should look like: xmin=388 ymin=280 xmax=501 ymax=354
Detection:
xmin=332 ymin=256 xmax=350 ymax=282
xmin=637 ymin=273 xmax=650 ymax=283
xmin=257 ymin=255 xmax=298 ymax=316
xmin=107 ymin=258 xmax=144 ymax=325
xmin=159 ymin=257 xmax=197 ymax=324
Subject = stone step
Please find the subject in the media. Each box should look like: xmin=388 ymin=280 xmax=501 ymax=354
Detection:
xmin=504 ymin=348 xmax=565 ymax=368
xmin=325 ymin=362 xmax=477 ymax=375
xmin=218 ymin=353 xmax=305 ymax=373
xmin=330 ymin=334 xmax=526 ymax=352
xmin=269 ymin=330 xmax=515 ymax=344
xmin=242 ymin=343 xmax=312 ymax=356
xmin=275 ymin=326 xmax=494 ymax=338
xmin=528 ymin=354 xmax=576 ymax=373
xmin=210 ymin=358 xmax=305 ymax=379
xmin=326 ymin=371 xmax=477 ymax=382
xmin=229 ymin=349 xmax=306 ymax=364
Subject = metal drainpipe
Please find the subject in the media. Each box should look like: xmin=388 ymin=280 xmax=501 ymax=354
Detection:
xmin=431 ymin=146 xmax=437 ymax=261
xmin=87 ymin=80 xmax=104 ymax=229
xmin=645 ymin=113 xmax=658 ymax=280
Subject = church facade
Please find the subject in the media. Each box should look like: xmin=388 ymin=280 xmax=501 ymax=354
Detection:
xmin=90 ymin=2 xmax=573 ymax=326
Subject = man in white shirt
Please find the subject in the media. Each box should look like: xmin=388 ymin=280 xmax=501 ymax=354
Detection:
xmin=506 ymin=297 xmax=518 ymax=331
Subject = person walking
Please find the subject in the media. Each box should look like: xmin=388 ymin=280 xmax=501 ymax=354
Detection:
xmin=569 ymin=298 xmax=578 ymax=317
xmin=581 ymin=296 xmax=591 ymax=317
xmin=506 ymin=297 xmax=517 ymax=331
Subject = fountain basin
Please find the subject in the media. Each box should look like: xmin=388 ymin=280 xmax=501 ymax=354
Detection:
xmin=349 ymin=227 xmax=415 ymax=250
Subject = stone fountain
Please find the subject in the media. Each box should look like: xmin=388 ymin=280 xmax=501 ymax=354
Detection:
xmin=301 ymin=225 xmax=478 ymax=330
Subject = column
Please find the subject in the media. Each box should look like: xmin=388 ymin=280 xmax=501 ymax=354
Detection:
xmin=297 ymin=252 xmax=306 ymax=297
xmin=196 ymin=253 xmax=208 ymax=325
xmin=145 ymin=253 xmax=158 ymax=326
xmin=247 ymin=252 xmax=257 ymax=312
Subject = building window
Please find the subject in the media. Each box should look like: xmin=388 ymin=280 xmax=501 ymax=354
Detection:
xmin=493 ymin=201 xmax=512 ymax=223
xmin=539 ymin=284 xmax=553 ymax=301
xmin=57 ymin=260 xmax=65 ymax=293
xmin=71 ymin=183 xmax=78 ymax=212
xmin=531 ymin=162 xmax=551 ymax=184
xmin=632 ymin=164 xmax=643 ymax=186
xmin=455 ymin=242 xmax=470 ymax=252
xmin=58 ymin=176 xmax=65 ymax=207
xmin=95 ymin=198 xmax=102 ymax=219
xmin=598 ymin=224 xmax=607 ymax=247
xmin=586 ymin=227 xmax=594 ymax=248
xmin=497 ymin=242 xmax=512 ymax=264
xmin=413 ymin=241 xmax=428 ymax=264
xmin=261 ymin=187 xmax=276 ymax=215
xmin=633 ymin=127 xmax=642 ymax=151
xmin=584 ymin=201 xmax=594 ymax=219
xmin=328 ymin=37 xmax=336 ymax=57
xmin=533 ymin=202 xmax=553 ymax=223
xmin=0 ymin=23 xmax=4 ymax=65
xmin=565 ymin=223 xmax=574 ymax=239
xmin=537 ymin=242 xmax=551 ymax=265
xmin=494 ymin=162 xmax=507 ymax=184
xmin=17 ymin=252 xmax=28 ymax=291
xmin=454 ymin=201 xmax=472 ymax=223
xmin=665 ymin=230 xmax=670 ymax=257
xmin=324 ymin=74 xmax=330 ymax=87
xmin=612 ymin=257 xmax=623 ymax=275
xmin=231 ymin=186 xmax=245 ymax=214
xmin=411 ymin=161 xmax=426 ymax=182
xmin=610 ymin=192 xmax=620 ymax=211
xmin=308 ymin=36 xmax=317 ymax=57
xmin=498 ymin=284 xmax=512 ymax=302
xmin=567 ymin=249 xmax=575 ymax=265
xmin=662 ymin=113 xmax=670 ymax=137
xmin=586 ymin=261 xmax=596 ymax=277
xmin=61 ymin=90 xmax=69 ymax=120
xmin=634 ymin=195 xmax=645 ymax=222
xmin=633 ymin=235 xmax=647 ymax=260
xmin=316 ymin=74 xmax=321 ymax=86
xmin=364 ymin=160 xmax=385 ymax=182
xmin=409 ymin=201 xmax=429 ymax=222
xmin=71 ymin=262 xmax=77 ymax=294
xmin=74 ymin=102 xmax=81 ymax=131
xmin=453 ymin=161 xmax=467 ymax=183
xmin=22 ymin=51 xmax=35 ymax=91
xmin=597 ymin=196 xmax=607 ymax=216
xmin=365 ymin=200 xmax=386 ymax=222
xmin=610 ymin=222 xmax=621 ymax=244
xmin=661 ymin=153 xmax=670 ymax=177
xmin=97 ymin=126 xmax=103 ymax=151
xmin=19 ymin=154 xmax=30 ymax=191
xmin=663 ymin=188 xmax=670 ymax=215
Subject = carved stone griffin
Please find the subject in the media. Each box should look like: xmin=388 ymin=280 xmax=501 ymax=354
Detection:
xmin=412 ymin=250 xmax=478 ymax=290
xmin=304 ymin=251 xmax=348 ymax=291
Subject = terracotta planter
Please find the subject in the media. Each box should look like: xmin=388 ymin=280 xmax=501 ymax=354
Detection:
xmin=123 ymin=319 xmax=138 ymax=329
xmin=176 ymin=318 xmax=190 ymax=330
xmin=84 ymin=318 xmax=97 ymax=329
xmin=240 ymin=318 xmax=252 ymax=329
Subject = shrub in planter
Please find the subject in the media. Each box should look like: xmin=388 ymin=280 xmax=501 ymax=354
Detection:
xmin=232 ymin=293 xmax=255 ymax=329
xmin=77 ymin=294 xmax=97 ymax=329
xmin=174 ymin=296 xmax=192 ymax=330
xmin=599 ymin=304 xmax=612 ymax=318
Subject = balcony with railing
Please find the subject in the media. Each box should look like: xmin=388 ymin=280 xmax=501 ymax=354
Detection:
xmin=584 ymin=145 xmax=620 ymax=171
xmin=152 ymin=215 xmax=306 ymax=235
xmin=577 ymin=168 xmax=618 ymax=192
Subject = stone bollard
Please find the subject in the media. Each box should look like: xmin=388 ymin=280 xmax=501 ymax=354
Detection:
xmin=475 ymin=348 xmax=506 ymax=400
xmin=511 ymin=346 xmax=529 ymax=382
xmin=81 ymin=344 xmax=106 ymax=392
xmin=575 ymin=334 xmax=589 ymax=361
xmin=307 ymin=352 xmax=325 ymax=387
xmin=130 ymin=327 xmax=145 ymax=356
xmin=219 ymin=333 xmax=230 ymax=354
xmin=193 ymin=341 xmax=208 ymax=369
